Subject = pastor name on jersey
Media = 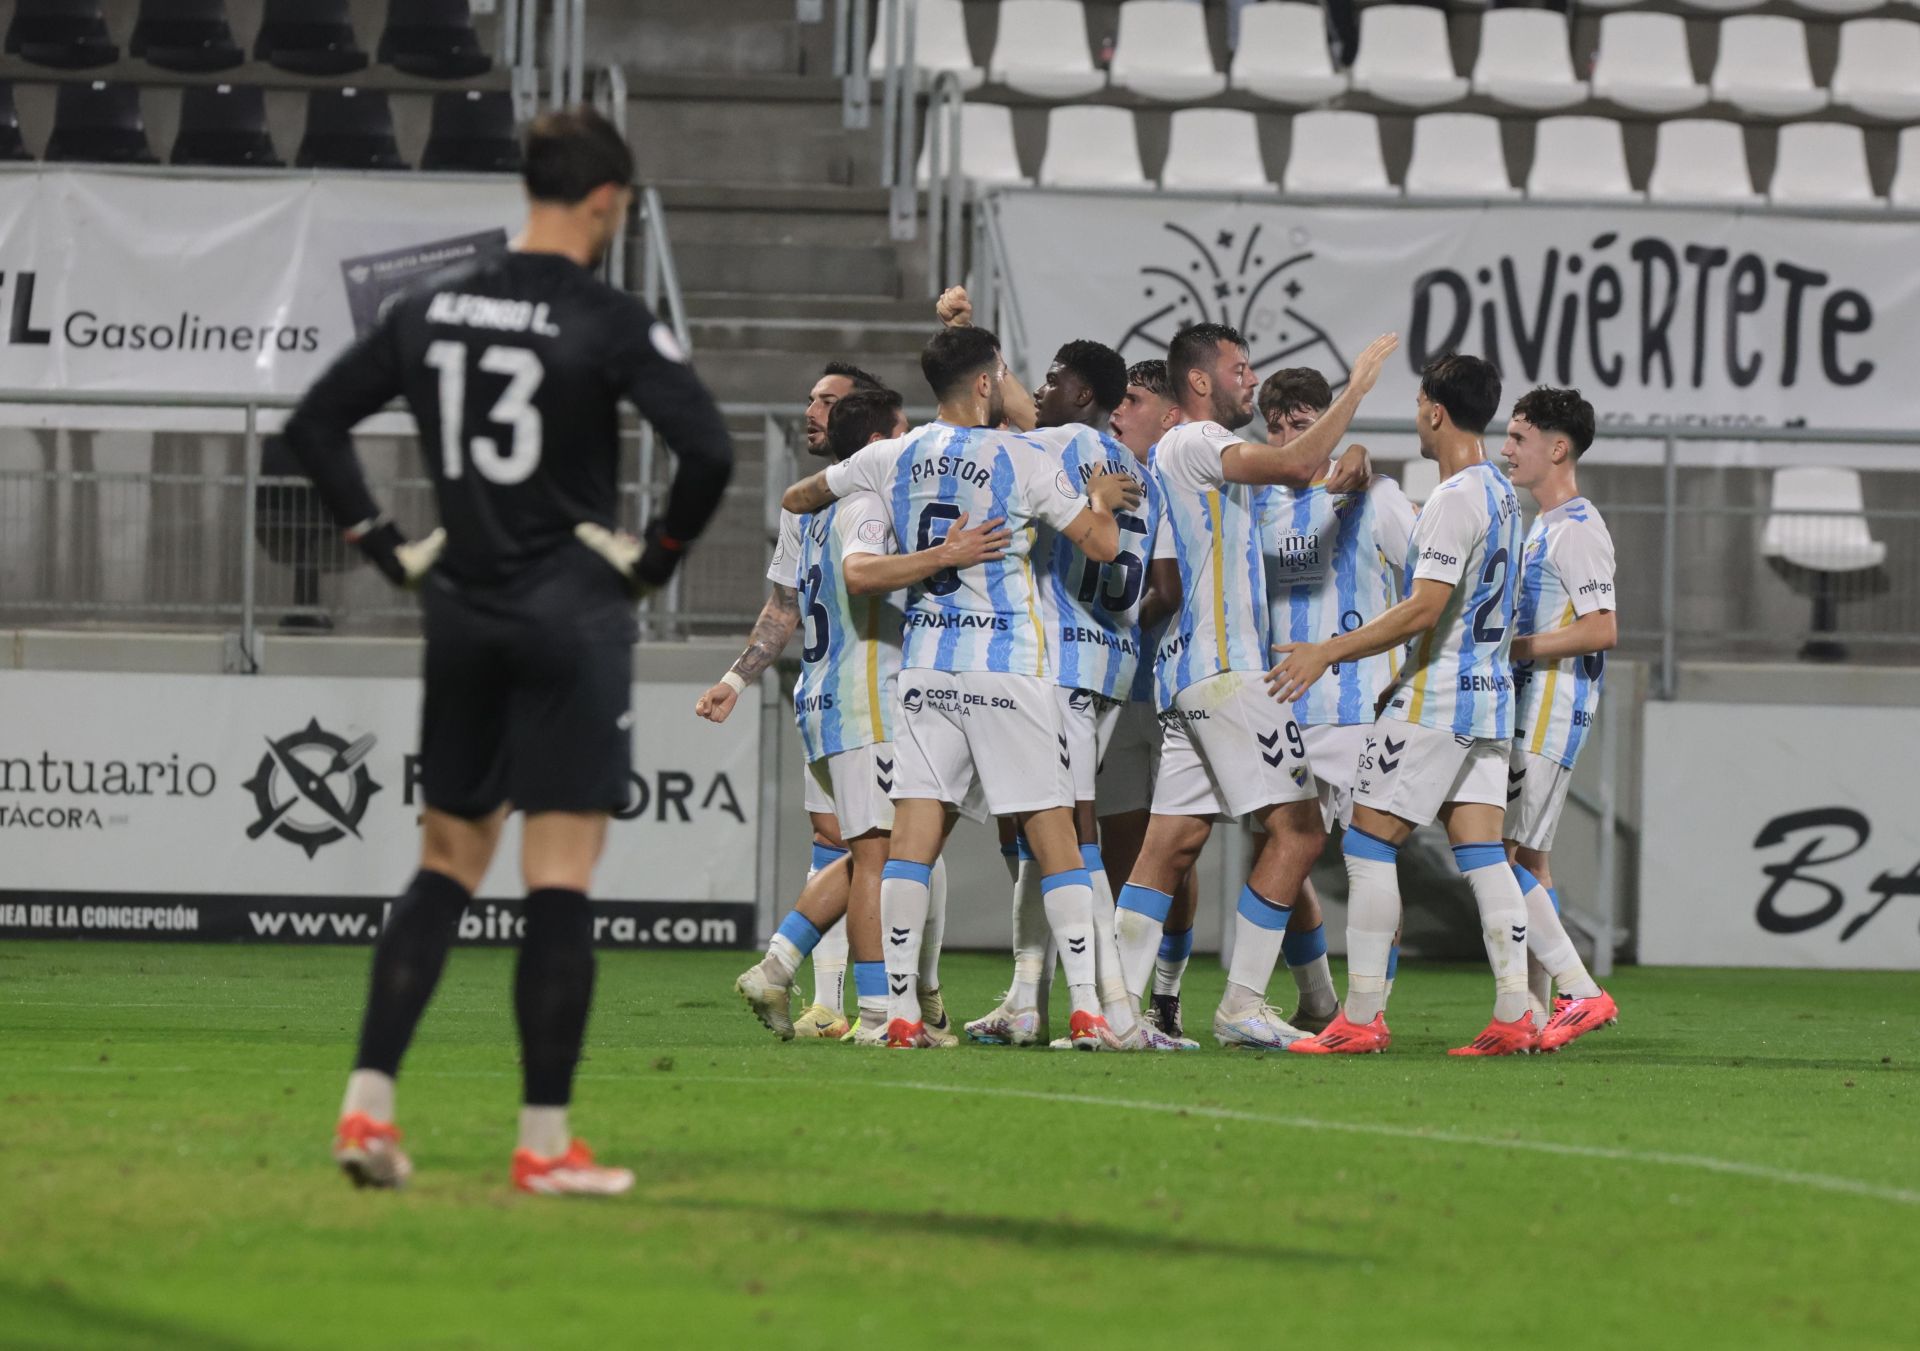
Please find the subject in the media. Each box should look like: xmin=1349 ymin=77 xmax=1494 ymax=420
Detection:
xmin=1513 ymin=497 xmax=1616 ymax=768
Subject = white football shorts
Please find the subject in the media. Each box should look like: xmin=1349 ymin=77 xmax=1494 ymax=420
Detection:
xmin=1151 ymin=670 xmax=1317 ymax=821
xmin=806 ymin=742 xmax=898 ymax=839
xmin=891 ymin=669 xmax=1075 ymax=822
xmin=1502 ymin=744 xmax=1574 ymax=852
xmin=1057 ymin=685 xmax=1125 ymax=803
xmin=1352 ymin=717 xmax=1507 ymax=828
xmin=1300 ymin=721 xmax=1368 ymax=832
xmin=1095 ymin=698 xmax=1160 ymax=817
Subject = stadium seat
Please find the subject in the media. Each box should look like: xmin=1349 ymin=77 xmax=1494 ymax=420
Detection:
xmin=1160 ymin=109 xmax=1269 ymax=191
xmin=868 ymin=0 xmax=983 ymax=91
xmin=130 ymin=0 xmax=243 ymax=73
xmin=1527 ymin=117 xmax=1640 ymax=200
xmin=296 ymin=88 xmax=407 ymax=171
xmin=1348 ymin=6 xmax=1469 ymax=108
xmin=1762 ymin=466 xmax=1887 ymax=661
xmin=1471 ymin=11 xmax=1586 ymax=111
xmin=987 ymin=0 xmax=1105 ymax=99
xmin=255 ymin=0 xmax=369 ymax=77
xmin=46 ymin=80 xmax=156 ymax=163
xmin=5 ymin=0 xmax=119 ymax=70
xmin=172 ymin=83 xmax=282 ymax=167
xmin=0 ymin=83 xmax=31 ymax=161
xmin=918 ymin=101 xmax=1030 ymax=186
xmin=1229 ymin=2 xmax=1345 ymax=105
xmin=1398 ymin=458 xmax=1440 ymax=505
xmin=1590 ymin=14 xmax=1708 ymax=114
xmin=1787 ymin=0 xmax=1881 ymax=14
xmin=1109 ymin=1 xmax=1227 ymax=101
xmin=1037 ymin=106 xmax=1145 ymax=187
xmin=1282 ymin=110 xmax=1396 ymax=196
xmin=378 ymin=0 xmax=491 ymax=81
xmin=1891 ymin=127 xmax=1920 ymax=208
xmin=1710 ymin=17 xmax=1827 ymax=118
xmin=1646 ymin=119 xmax=1759 ymax=203
xmin=1403 ymin=113 xmax=1518 ymax=198
xmin=1768 ymin=122 xmax=1879 ymax=206
xmin=1679 ymin=0 xmax=1764 ymax=12
xmin=1828 ymin=20 xmax=1920 ymax=122
xmin=421 ymin=90 xmax=520 ymax=172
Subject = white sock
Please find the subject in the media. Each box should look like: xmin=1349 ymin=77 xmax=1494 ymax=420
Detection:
xmin=919 ymin=856 xmax=948 ymax=989
xmin=1152 ymin=928 xmax=1192 ymax=997
xmin=1517 ymin=871 xmax=1601 ymax=1000
xmin=1000 ymin=842 xmax=1021 ymax=885
xmin=881 ymin=861 xmax=933 ymax=1023
xmin=342 ymin=1068 xmax=394 ymax=1122
xmin=1009 ymin=858 xmax=1049 ymax=1009
xmin=1083 ymin=847 xmax=1135 ymax=1033
xmin=1040 ymin=868 xmax=1099 ymax=1016
xmin=1342 ymin=829 xmax=1403 ymax=1025
xmin=1456 ymin=844 xmax=1530 ymax=1023
xmin=1282 ymin=925 xmax=1340 ymax=1020
xmin=517 ymin=1105 xmax=569 ymax=1158
xmin=763 ymin=934 xmax=802 ymax=985
xmin=1528 ymin=953 xmax=1553 ymax=1027
xmin=1221 ymin=884 xmax=1290 ymax=1016
xmin=1114 ymin=882 xmax=1173 ymax=1003
xmin=810 ymin=917 xmax=848 ymax=1014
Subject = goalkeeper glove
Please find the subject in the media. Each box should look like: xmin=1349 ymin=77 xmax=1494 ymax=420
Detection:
xmin=575 ymin=519 xmax=687 ymax=600
xmin=348 ymin=518 xmax=444 ymax=589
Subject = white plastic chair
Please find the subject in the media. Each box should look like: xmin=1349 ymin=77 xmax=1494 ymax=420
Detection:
xmin=1471 ymin=11 xmax=1586 ymax=111
xmin=1404 ymin=113 xmax=1518 ymax=198
xmin=1037 ymin=105 xmax=1146 ymax=187
xmin=1711 ymin=17 xmax=1827 ymax=118
xmin=1108 ymin=0 xmax=1226 ymax=100
xmin=1679 ymin=0 xmax=1764 ymax=12
xmin=869 ymin=0 xmax=983 ymax=89
xmin=1769 ymin=122 xmax=1881 ymax=207
xmin=1399 ymin=458 xmax=1440 ymax=505
xmin=1527 ymin=117 xmax=1640 ymax=200
xmin=988 ymin=0 xmax=1106 ymax=99
xmin=1762 ymin=466 xmax=1886 ymax=658
xmin=1891 ymin=126 xmax=1920 ymax=208
xmin=1230 ymin=1 xmax=1348 ymax=105
xmin=1591 ymin=14 xmax=1708 ymax=114
xmin=1647 ymin=120 xmax=1759 ymax=203
xmin=1282 ymin=110 xmax=1396 ymax=195
xmin=1829 ymin=19 xmax=1920 ymax=122
xmin=1786 ymin=0 xmax=1882 ymax=15
xmin=1160 ymin=108 xmax=1270 ymax=191
xmin=1348 ymin=6 xmax=1469 ymax=108
xmin=918 ymin=103 xmax=1030 ymax=187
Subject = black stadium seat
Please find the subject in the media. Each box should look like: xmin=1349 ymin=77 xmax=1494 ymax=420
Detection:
xmin=5 ymin=0 xmax=119 ymax=71
xmin=131 ymin=0 xmax=244 ymax=74
xmin=46 ymin=81 xmax=156 ymax=164
xmin=297 ymin=88 xmax=407 ymax=171
xmin=421 ymin=90 xmax=520 ymax=172
xmin=254 ymin=0 xmax=368 ymax=78
xmin=0 ymin=84 xmax=32 ymax=161
xmin=379 ymin=0 xmax=492 ymax=80
xmin=173 ymin=84 xmax=282 ymax=168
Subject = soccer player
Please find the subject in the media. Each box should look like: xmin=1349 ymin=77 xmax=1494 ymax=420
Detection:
xmin=695 ymin=359 xmax=887 ymax=1038
xmin=1273 ymin=353 xmax=1534 ymax=1057
xmin=1499 ymin=385 xmax=1619 ymax=1051
xmin=288 ymin=108 xmax=733 ymax=1193
xmin=782 ymin=325 xmax=1143 ymax=1049
xmin=1109 ymin=323 xmax=1397 ymax=1050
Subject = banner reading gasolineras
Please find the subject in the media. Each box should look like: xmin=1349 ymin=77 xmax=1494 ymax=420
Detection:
xmin=991 ymin=191 xmax=1920 ymax=432
xmin=0 ymin=166 xmax=522 ymax=396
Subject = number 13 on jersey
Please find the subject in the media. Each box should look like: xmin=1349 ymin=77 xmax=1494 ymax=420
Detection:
xmin=426 ymin=340 xmax=546 ymax=485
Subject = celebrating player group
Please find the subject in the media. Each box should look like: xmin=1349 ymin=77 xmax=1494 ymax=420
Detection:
xmin=716 ymin=287 xmax=1619 ymax=1058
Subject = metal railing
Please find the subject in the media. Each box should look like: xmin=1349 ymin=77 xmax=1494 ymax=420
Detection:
xmin=877 ymin=0 xmax=922 ymax=242
xmin=833 ymin=0 xmax=874 ymax=130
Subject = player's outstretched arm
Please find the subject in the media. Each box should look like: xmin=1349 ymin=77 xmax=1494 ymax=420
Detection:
xmin=843 ymin=512 xmax=1012 ymax=596
xmin=1221 ymin=333 xmax=1398 ymax=490
xmin=696 ymin=584 xmax=800 ymax=723
xmin=1512 ymin=609 xmax=1617 ymax=664
xmin=1266 ymin=578 xmax=1451 ymax=705
xmin=781 ymin=470 xmax=837 ymax=515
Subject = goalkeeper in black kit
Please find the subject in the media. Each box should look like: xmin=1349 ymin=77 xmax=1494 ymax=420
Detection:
xmin=282 ymin=107 xmax=733 ymax=1195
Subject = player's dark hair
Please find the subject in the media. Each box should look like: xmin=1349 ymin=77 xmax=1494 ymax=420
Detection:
xmin=1511 ymin=385 xmax=1596 ymax=459
xmin=1258 ymin=368 xmax=1332 ymax=421
xmin=1126 ymin=359 xmax=1171 ymax=401
xmin=1167 ymin=322 xmax=1246 ymax=401
xmin=522 ymin=107 xmax=634 ymax=204
xmin=826 ymin=387 xmax=904 ymax=460
xmin=822 ymin=360 xmax=885 ymax=392
xmin=920 ymin=325 xmax=1002 ymax=401
xmin=1419 ymin=353 xmax=1503 ymax=436
xmin=1052 ymin=339 xmax=1128 ymax=413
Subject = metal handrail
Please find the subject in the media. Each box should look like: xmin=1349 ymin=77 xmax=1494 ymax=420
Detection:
xmin=879 ymin=0 xmax=921 ymax=240
xmin=923 ymin=70 xmax=967 ymax=297
xmin=596 ymin=64 xmax=632 ymax=291
xmin=835 ymin=0 xmax=872 ymax=129
xmin=637 ymin=187 xmax=692 ymax=357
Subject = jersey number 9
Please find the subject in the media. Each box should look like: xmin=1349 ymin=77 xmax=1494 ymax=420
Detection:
xmin=426 ymin=341 xmax=546 ymax=486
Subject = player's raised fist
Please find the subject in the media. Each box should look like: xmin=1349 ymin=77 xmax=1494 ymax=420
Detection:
xmin=1347 ymin=333 xmax=1399 ymax=397
xmin=936 ymin=286 xmax=973 ymax=328
xmin=1087 ymin=467 xmax=1145 ymax=513
xmin=1326 ymin=444 xmax=1372 ymax=494
xmin=695 ymin=682 xmax=739 ymax=723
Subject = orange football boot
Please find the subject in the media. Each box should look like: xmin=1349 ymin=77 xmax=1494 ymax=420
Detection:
xmin=511 ymin=1139 xmax=634 ymax=1196
xmin=1537 ymin=990 xmax=1619 ymax=1053
xmin=1286 ymin=1010 xmax=1392 ymax=1054
xmin=1448 ymin=1013 xmax=1540 ymax=1056
xmin=885 ymin=1017 xmax=928 ymax=1048
xmin=333 ymin=1112 xmax=412 ymax=1189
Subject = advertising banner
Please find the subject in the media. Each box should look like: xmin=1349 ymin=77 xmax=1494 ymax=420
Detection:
xmin=0 ymin=671 xmax=759 ymax=947
xmin=1639 ymin=701 xmax=1920 ymax=969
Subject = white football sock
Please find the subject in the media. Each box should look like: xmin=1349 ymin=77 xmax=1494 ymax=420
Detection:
xmin=919 ymin=857 xmax=948 ymax=989
xmin=1342 ymin=829 xmax=1403 ymax=1025
xmin=1083 ymin=847 xmax=1135 ymax=1033
xmin=517 ymin=1105 xmax=569 ymax=1159
xmin=1527 ymin=953 xmax=1553 ymax=1027
xmin=1114 ymin=882 xmax=1173 ymax=1003
xmin=342 ymin=1068 xmax=394 ymax=1123
xmin=1009 ymin=857 xmax=1050 ymax=1009
xmin=1153 ymin=928 xmax=1192 ymax=997
xmin=810 ymin=917 xmax=848 ymax=1014
xmin=1456 ymin=844 xmax=1530 ymax=1023
xmin=1040 ymin=869 xmax=1099 ymax=1016
xmin=1517 ymin=871 xmax=1601 ymax=1000
xmin=1282 ymin=923 xmax=1339 ymax=1020
xmin=881 ymin=861 xmax=933 ymax=1023
xmin=1221 ymin=884 xmax=1290 ymax=1016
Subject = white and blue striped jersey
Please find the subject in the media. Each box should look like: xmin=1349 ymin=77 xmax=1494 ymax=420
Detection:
xmin=1028 ymin=424 xmax=1162 ymax=700
xmin=1513 ymin=498 xmax=1615 ymax=768
xmin=1381 ymin=460 xmax=1523 ymax=741
xmin=1151 ymin=419 xmax=1269 ymax=710
xmin=825 ymin=421 xmax=1090 ymax=676
xmin=778 ymin=495 xmax=903 ymax=763
xmin=1260 ymin=475 xmax=1417 ymax=728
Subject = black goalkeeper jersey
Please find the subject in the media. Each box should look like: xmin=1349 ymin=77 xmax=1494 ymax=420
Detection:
xmin=284 ymin=250 xmax=732 ymax=586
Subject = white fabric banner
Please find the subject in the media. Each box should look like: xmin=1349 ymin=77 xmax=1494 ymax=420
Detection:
xmin=993 ymin=192 xmax=1920 ymax=435
xmin=1639 ymin=701 xmax=1920 ymax=969
xmin=0 ymin=670 xmax=760 ymax=903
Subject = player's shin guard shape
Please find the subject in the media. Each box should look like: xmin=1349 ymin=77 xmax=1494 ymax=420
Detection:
xmin=881 ymin=860 xmax=932 ymax=1023
xmin=1342 ymin=829 xmax=1401 ymax=1025
xmin=354 ymin=869 xmax=471 ymax=1078
xmin=920 ymin=856 xmax=949 ymax=989
xmin=1153 ymin=926 xmax=1193 ymax=997
xmin=1040 ymin=868 xmax=1098 ymax=1012
xmin=1514 ymin=865 xmax=1600 ymax=1000
xmin=1114 ymin=882 xmax=1173 ymax=1002
xmin=1457 ymin=844 xmax=1529 ymax=1023
xmin=515 ymin=889 xmax=596 ymax=1107
xmin=1223 ymin=885 xmax=1290 ymax=1011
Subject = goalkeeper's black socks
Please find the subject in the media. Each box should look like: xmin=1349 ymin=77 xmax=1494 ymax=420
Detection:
xmin=352 ymin=869 xmax=471 ymax=1077
xmin=514 ymin=888 xmax=597 ymax=1108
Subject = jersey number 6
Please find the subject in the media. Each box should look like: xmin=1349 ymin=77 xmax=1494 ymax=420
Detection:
xmin=426 ymin=341 xmax=546 ymax=486
xmin=915 ymin=502 xmax=964 ymax=597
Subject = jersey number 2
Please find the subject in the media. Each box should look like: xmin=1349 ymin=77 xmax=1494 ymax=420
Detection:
xmin=426 ymin=341 xmax=545 ymax=485
xmin=1471 ymin=546 xmax=1509 ymax=644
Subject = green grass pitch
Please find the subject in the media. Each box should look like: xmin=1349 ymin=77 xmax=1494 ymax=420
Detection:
xmin=3 ymin=942 xmax=1917 ymax=1350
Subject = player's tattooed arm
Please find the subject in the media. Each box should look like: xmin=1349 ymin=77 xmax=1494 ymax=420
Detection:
xmin=1266 ymin=577 xmax=1451 ymax=705
xmin=1510 ymin=609 xmax=1616 ymax=664
xmin=781 ymin=471 xmax=838 ymax=515
xmin=844 ymin=513 xmax=1013 ymax=596
xmin=694 ymin=585 xmax=800 ymax=723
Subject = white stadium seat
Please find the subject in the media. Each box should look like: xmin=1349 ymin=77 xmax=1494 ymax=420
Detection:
xmin=1348 ymin=6 xmax=1469 ymax=108
xmin=1711 ymin=17 xmax=1828 ymax=119
xmin=1282 ymin=110 xmax=1396 ymax=195
xmin=1471 ymin=11 xmax=1587 ymax=111
xmin=1229 ymin=2 xmax=1348 ymax=105
xmin=1769 ymin=122 xmax=1880 ymax=207
xmin=1575 ymin=0 xmax=1643 ymax=8
xmin=1647 ymin=120 xmax=1759 ymax=203
xmin=1762 ymin=468 xmax=1886 ymax=573
xmin=1108 ymin=0 xmax=1226 ymax=101
xmin=1679 ymin=0 xmax=1764 ymax=13
xmin=1037 ymin=105 xmax=1146 ymax=187
xmin=1787 ymin=0 xmax=1882 ymax=15
xmin=1160 ymin=108 xmax=1270 ymax=191
xmin=1828 ymin=19 xmax=1920 ymax=122
xmin=1403 ymin=113 xmax=1518 ymax=198
xmin=1527 ymin=116 xmax=1641 ymax=200
xmin=1590 ymin=14 xmax=1708 ymax=115
xmin=1892 ymin=127 xmax=1920 ymax=209
xmin=869 ymin=0 xmax=982 ymax=89
xmin=987 ymin=0 xmax=1106 ymax=100
xmin=918 ymin=102 xmax=1030 ymax=187
xmin=1398 ymin=458 xmax=1440 ymax=506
